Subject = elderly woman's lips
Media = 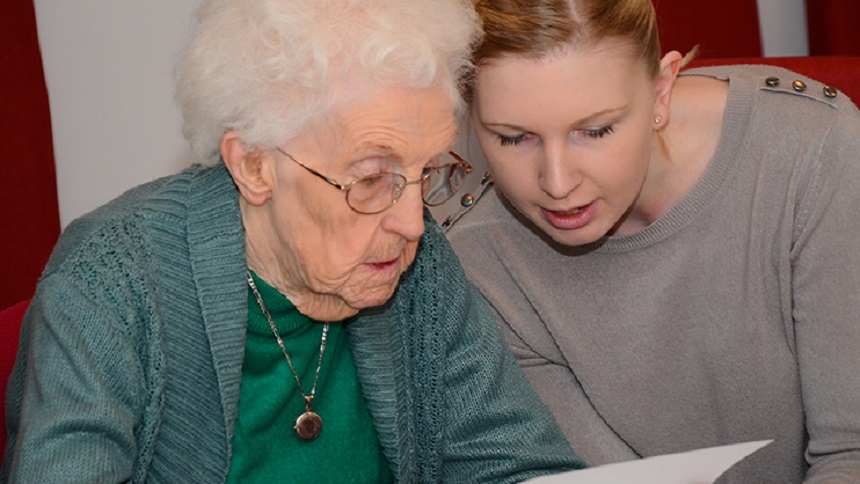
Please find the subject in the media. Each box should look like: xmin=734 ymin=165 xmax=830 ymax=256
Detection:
xmin=367 ymin=258 xmax=399 ymax=270
xmin=541 ymin=201 xmax=596 ymax=230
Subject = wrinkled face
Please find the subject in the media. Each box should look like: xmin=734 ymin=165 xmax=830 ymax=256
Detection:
xmin=265 ymin=84 xmax=457 ymax=318
xmin=472 ymin=44 xmax=659 ymax=245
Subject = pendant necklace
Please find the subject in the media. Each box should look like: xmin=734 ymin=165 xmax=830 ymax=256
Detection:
xmin=247 ymin=271 xmax=330 ymax=441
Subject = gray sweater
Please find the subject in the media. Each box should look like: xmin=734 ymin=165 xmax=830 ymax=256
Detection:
xmin=3 ymin=163 xmax=584 ymax=482
xmin=446 ymin=65 xmax=860 ymax=483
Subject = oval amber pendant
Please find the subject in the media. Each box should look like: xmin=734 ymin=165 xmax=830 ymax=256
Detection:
xmin=294 ymin=411 xmax=322 ymax=441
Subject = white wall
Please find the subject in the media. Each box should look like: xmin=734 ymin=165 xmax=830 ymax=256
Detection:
xmin=36 ymin=0 xmax=809 ymax=228
xmin=758 ymin=0 xmax=809 ymax=57
xmin=34 ymin=0 xmax=200 ymax=228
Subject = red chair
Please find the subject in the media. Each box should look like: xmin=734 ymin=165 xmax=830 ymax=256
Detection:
xmin=688 ymin=56 xmax=860 ymax=102
xmin=0 ymin=299 xmax=29 ymax=461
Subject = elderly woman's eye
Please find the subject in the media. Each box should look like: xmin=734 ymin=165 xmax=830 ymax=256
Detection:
xmin=356 ymin=174 xmax=389 ymax=189
xmin=353 ymin=156 xmax=400 ymax=174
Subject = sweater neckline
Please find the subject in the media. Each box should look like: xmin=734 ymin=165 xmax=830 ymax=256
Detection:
xmin=595 ymin=69 xmax=755 ymax=252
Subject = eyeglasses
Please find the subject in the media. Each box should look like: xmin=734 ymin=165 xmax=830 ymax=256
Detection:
xmin=275 ymin=147 xmax=473 ymax=214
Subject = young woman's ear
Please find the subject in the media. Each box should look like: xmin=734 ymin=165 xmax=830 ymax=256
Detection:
xmin=652 ymin=51 xmax=683 ymax=129
xmin=221 ymin=131 xmax=273 ymax=206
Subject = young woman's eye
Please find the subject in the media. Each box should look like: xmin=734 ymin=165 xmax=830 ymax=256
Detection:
xmin=583 ymin=125 xmax=615 ymax=139
xmin=498 ymin=133 xmax=526 ymax=146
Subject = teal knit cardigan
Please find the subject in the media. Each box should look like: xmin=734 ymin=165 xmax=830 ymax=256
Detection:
xmin=2 ymin=164 xmax=584 ymax=483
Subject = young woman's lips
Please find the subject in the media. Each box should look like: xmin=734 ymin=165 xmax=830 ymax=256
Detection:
xmin=541 ymin=201 xmax=596 ymax=230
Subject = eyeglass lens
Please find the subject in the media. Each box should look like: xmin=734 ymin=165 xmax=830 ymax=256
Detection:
xmin=347 ymin=162 xmax=468 ymax=213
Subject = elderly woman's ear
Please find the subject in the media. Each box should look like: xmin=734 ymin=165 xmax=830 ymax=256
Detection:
xmin=221 ymin=131 xmax=273 ymax=206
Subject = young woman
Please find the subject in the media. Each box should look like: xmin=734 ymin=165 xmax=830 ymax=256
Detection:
xmin=446 ymin=0 xmax=860 ymax=482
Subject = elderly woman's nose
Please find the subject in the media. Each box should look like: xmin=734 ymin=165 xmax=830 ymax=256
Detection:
xmin=384 ymin=188 xmax=425 ymax=240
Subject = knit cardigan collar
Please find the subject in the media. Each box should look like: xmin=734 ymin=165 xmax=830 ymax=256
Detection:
xmin=184 ymin=163 xmax=410 ymax=478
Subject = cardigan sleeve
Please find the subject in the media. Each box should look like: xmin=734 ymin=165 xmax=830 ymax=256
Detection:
xmin=2 ymin=214 xmax=167 ymax=484
xmin=344 ymin=213 xmax=585 ymax=482
xmin=425 ymin=224 xmax=586 ymax=482
xmin=3 ymin=274 xmax=143 ymax=483
xmin=438 ymin=284 xmax=587 ymax=483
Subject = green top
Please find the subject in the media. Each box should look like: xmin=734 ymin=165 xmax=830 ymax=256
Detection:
xmin=227 ymin=273 xmax=392 ymax=483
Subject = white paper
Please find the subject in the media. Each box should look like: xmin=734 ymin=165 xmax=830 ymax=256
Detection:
xmin=523 ymin=440 xmax=773 ymax=484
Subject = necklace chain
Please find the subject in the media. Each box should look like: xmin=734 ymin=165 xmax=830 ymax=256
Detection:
xmin=246 ymin=271 xmax=329 ymax=409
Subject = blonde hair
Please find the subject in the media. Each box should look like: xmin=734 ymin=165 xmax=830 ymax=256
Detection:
xmin=175 ymin=0 xmax=481 ymax=166
xmin=466 ymin=0 xmax=660 ymax=101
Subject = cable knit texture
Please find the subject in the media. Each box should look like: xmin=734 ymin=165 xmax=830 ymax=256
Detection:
xmin=2 ymin=163 xmax=584 ymax=483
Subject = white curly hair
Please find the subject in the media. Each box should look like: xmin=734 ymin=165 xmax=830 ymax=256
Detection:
xmin=175 ymin=0 xmax=482 ymax=166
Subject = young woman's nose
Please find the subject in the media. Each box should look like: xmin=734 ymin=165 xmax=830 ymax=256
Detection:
xmin=538 ymin=144 xmax=582 ymax=200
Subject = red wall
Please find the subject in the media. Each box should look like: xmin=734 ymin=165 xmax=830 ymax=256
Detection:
xmin=1 ymin=0 xmax=60 ymax=309
xmin=806 ymin=0 xmax=860 ymax=56
xmin=654 ymin=0 xmax=762 ymax=58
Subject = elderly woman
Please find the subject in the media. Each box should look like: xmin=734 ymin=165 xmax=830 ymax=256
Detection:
xmin=1 ymin=0 xmax=586 ymax=482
